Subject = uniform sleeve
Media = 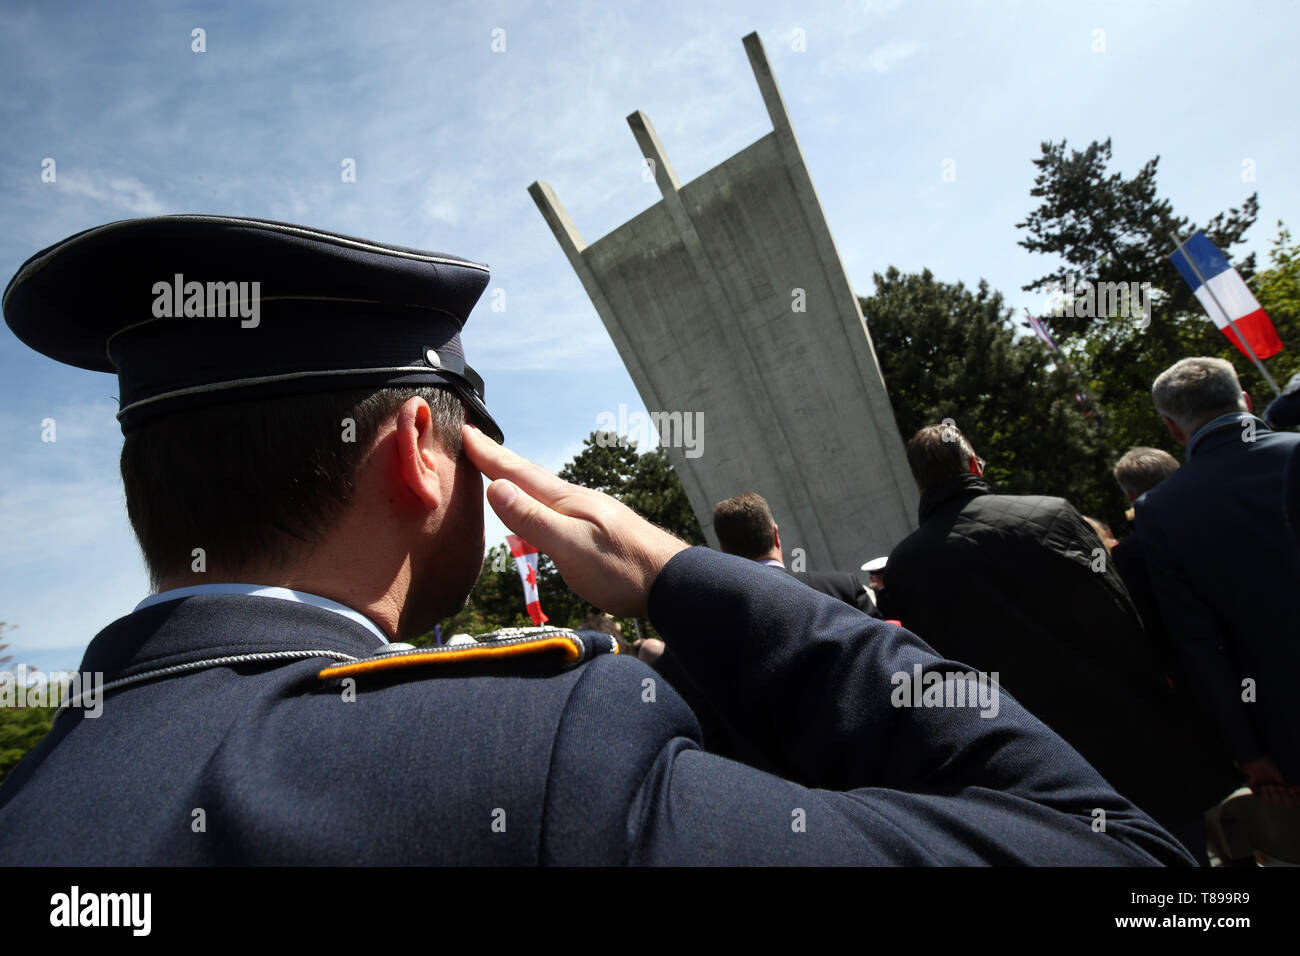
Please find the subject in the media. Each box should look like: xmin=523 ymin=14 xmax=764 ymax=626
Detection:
xmin=572 ymin=546 xmax=1194 ymax=865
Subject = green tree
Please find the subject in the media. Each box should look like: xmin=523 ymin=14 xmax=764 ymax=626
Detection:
xmin=0 ymin=702 xmax=56 ymax=782
xmin=556 ymin=430 xmax=640 ymax=492
xmin=1016 ymin=138 xmax=1288 ymax=456
xmin=1250 ymin=221 xmax=1300 ymax=390
xmin=0 ymin=620 xmax=13 ymax=666
xmin=861 ymin=267 xmax=1121 ymax=525
xmin=0 ymin=621 xmax=56 ymax=783
xmin=557 ymin=432 xmax=705 ymax=547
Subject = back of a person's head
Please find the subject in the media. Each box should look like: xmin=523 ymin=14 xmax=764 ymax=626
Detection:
xmin=120 ymin=386 xmax=465 ymax=588
xmin=1151 ymin=357 xmax=1247 ymax=436
xmin=906 ymin=423 xmax=978 ymax=494
xmin=1083 ymin=516 xmax=1117 ymax=551
xmin=1113 ymin=446 xmax=1180 ymax=501
xmin=713 ymin=491 xmax=775 ymax=559
xmin=579 ymin=612 xmax=623 ymax=638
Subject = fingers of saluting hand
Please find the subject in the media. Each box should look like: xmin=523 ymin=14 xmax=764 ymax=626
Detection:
xmin=462 ymin=424 xmax=574 ymax=508
xmin=461 ymin=425 xmax=586 ymax=554
xmin=460 ymin=423 xmax=688 ymax=619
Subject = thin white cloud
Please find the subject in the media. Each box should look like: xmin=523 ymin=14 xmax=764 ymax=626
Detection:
xmin=467 ymin=314 xmax=615 ymax=371
xmin=56 ymin=172 xmax=168 ymax=217
xmin=860 ymin=39 xmax=921 ymax=73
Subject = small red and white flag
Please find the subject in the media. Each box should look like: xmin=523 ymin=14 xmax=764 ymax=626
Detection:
xmin=1170 ymin=232 xmax=1284 ymax=360
xmin=505 ymin=534 xmax=548 ymax=626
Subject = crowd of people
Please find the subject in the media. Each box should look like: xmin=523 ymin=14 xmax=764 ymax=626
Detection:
xmin=682 ymin=356 xmax=1300 ymax=864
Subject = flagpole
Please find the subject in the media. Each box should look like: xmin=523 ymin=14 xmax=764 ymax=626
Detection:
xmin=1169 ymin=231 xmax=1281 ymax=398
xmin=1023 ymin=309 xmax=1102 ymax=424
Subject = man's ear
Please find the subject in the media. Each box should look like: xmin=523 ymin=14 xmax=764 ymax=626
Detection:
xmin=1161 ymin=415 xmax=1189 ymax=446
xmin=1243 ymin=390 xmax=1254 ymax=414
xmin=772 ymin=523 xmax=781 ymax=551
xmin=395 ymin=396 xmax=443 ymax=510
xmin=969 ymin=455 xmax=983 ymax=476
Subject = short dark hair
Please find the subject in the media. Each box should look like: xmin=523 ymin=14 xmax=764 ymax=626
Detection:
xmin=1113 ymin=446 xmax=1180 ymax=500
xmin=121 ymin=386 xmax=465 ymax=586
xmin=713 ymin=492 xmax=776 ymax=560
xmin=906 ymin=423 xmax=978 ymax=493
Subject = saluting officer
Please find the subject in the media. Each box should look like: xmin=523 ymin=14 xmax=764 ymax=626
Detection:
xmin=0 ymin=216 xmax=1193 ymax=865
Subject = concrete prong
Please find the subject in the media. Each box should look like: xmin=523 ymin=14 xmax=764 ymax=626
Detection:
xmin=742 ymin=31 xmax=794 ymax=140
xmin=527 ymin=181 xmax=588 ymax=258
xmin=627 ymin=110 xmax=682 ymax=198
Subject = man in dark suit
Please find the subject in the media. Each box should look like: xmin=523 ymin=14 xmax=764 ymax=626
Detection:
xmin=712 ymin=491 xmax=879 ymax=615
xmin=1111 ymin=447 xmax=1182 ymax=654
xmin=1137 ymin=357 xmax=1300 ymax=808
xmin=1112 ymin=447 xmax=1241 ymax=828
xmin=1264 ymin=369 xmax=1300 ymax=428
xmin=877 ymin=423 xmax=1224 ymax=851
xmin=0 ymin=216 xmax=1194 ymax=866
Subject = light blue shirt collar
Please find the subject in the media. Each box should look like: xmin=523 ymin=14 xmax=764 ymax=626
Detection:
xmin=135 ymin=583 xmax=389 ymax=643
xmin=761 ymin=558 xmax=785 ymax=568
xmin=1186 ymin=411 xmax=1267 ymax=459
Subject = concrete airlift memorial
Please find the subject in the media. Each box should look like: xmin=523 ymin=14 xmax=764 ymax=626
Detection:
xmin=529 ymin=32 xmax=918 ymax=571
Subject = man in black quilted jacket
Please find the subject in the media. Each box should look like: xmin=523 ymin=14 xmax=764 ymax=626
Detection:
xmin=878 ymin=423 xmax=1227 ymax=859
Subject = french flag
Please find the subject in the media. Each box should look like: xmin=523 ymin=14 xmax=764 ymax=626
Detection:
xmin=506 ymin=534 xmax=548 ymax=626
xmin=1170 ymin=231 xmax=1283 ymax=360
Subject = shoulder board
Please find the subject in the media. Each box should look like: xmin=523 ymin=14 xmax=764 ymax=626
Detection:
xmin=317 ymin=627 xmax=620 ymax=681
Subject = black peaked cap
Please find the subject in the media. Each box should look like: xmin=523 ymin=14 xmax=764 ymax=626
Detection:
xmin=2 ymin=214 xmax=503 ymax=441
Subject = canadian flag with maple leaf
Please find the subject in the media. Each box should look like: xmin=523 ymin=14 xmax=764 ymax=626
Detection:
xmin=505 ymin=534 xmax=549 ymax=625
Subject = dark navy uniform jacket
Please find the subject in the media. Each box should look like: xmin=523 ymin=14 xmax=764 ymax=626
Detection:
xmin=0 ymin=548 xmax=1193 ymax=865
xmin=1136 ymin=415 xmax=1300 ymax=780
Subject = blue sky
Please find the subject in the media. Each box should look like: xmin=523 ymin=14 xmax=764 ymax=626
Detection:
xmin=2 ymin=0 xmax=1297 ymax=671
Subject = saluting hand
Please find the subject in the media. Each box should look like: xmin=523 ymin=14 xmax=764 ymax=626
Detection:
xmin=462 ymin=425 xmax=688 ymax=618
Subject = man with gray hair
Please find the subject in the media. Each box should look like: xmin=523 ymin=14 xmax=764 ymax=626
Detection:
xmin=1151 ymin=356 xmax=1255 ymax=444
xmin=1138 ymin=356 xmax=1300 ymax=808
